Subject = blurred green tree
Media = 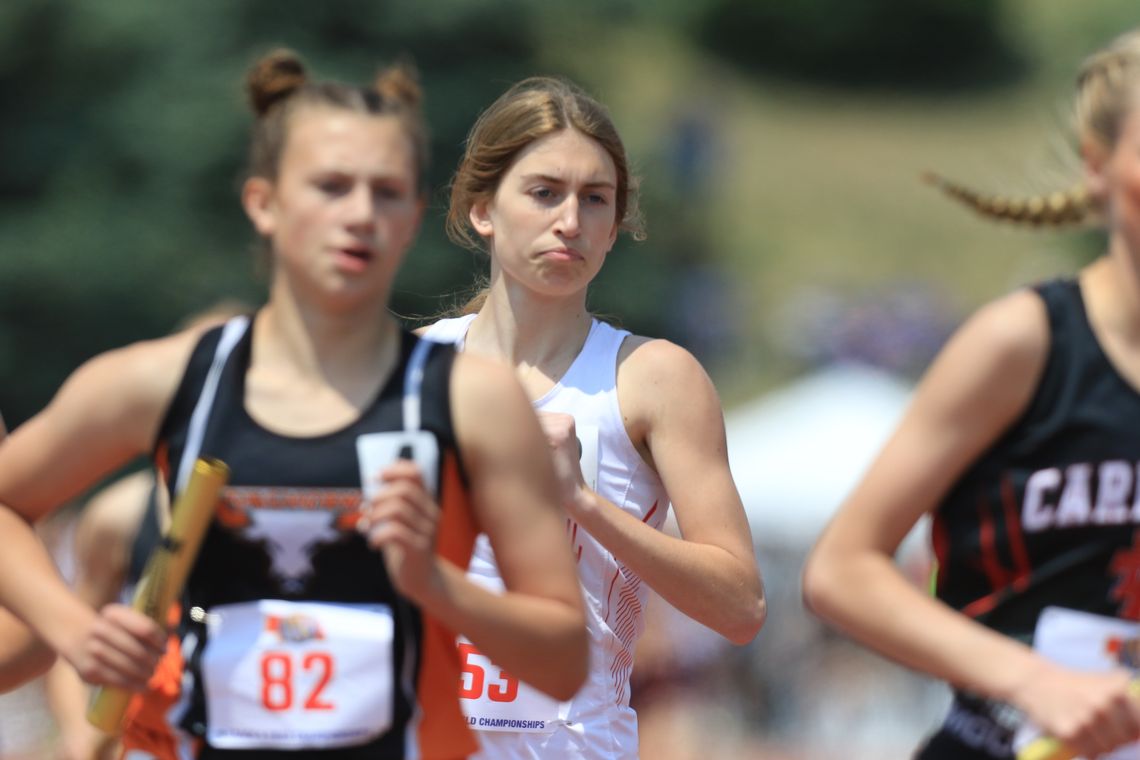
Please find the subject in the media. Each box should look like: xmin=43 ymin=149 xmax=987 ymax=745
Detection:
xmin=696 ymin=0 xmax=1026 ymax=89
xmin=2 ymin=0 xmax=716 ymax=426
xmin=0 ymin=0 xmax=524 ymax=424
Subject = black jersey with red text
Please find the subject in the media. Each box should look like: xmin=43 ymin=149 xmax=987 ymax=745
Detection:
xmin=122 ymin=320 xmax=480 ymax=760
xmin=932 ymin=278 xmax=1140 ymax=641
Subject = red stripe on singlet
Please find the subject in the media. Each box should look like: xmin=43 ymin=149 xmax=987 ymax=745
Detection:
xmin=976 ymin=496 xmax=1013 ymax=591
xmin=601 ymin=502 xmax=660 ymax=622
xmin=962 ymin=589 xmax=1001 ymax=618
xmin=642 ymin=500 xmax=659 ymax=525
xmin=931 ymin=513 xmax=950 ymax=592
xmin=1000 ymin=475 xmax=1032 ymax=589
xmin=603 ymin=502 xmax=660 ymax=700
xmin=962 ymin=492 xmax=1030 ymax=619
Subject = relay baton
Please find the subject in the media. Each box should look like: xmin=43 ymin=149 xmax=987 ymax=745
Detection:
xmin=86 ymin=457 xmax=229 ymax=734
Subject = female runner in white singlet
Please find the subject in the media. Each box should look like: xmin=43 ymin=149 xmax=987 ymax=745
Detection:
xmin=423 ymin=76 xmax=766 ymax=759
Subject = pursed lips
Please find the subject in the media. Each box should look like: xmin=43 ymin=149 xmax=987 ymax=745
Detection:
xmin=538 ymin=246 xmax=583 ymax=261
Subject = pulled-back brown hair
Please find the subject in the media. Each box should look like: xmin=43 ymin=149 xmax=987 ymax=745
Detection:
xmin=446 ymin=76 xmax=644 ymax=251
xmin=245 ymin=48 xmax=428 ymax=192
xmin=927 ymin=28 xmax=1140 ymax=227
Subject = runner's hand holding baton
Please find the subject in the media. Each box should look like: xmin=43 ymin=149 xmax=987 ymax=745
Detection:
xmin=1017 ymin=680 xmax=1140 ymax=760
xmin=86 ymin=458 xmax=230 ymax=734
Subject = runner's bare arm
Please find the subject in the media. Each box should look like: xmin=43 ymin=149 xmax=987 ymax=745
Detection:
xmin=0 ymin=602 xmax=56 ymax=692
xmin=557 ymin=337 xmax=765 ymax=644
xmin=434 ymin=353 xmax=587 ymax=700
xmin=0 ymin=333 xmax=199 ymax=688
xmin=43 ymin=470 xmax=158 ymax=750
xmin=803 ymin=291 xmax=1050 ymax=687
xmin=0 ymin=411 xmax=52 ymax=691
xmin=73 ymin=470 xmax=157 ymax=610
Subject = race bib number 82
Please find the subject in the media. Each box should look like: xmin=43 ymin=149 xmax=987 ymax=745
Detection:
xmin=202 ymin=600 xmax=395 ymax=750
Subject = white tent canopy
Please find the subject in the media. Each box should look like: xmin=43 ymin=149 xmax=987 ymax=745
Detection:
xmin=726 ymin=362 xmax=914 ymax=547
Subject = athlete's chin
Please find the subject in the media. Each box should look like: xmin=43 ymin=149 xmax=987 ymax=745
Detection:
xmin=310 ymin=278 xmax=392 ymax=313
xmin=527 ymin=266 xmax=597 ymax=296
xmin=529 ymin=280 xmax=591 ymax=301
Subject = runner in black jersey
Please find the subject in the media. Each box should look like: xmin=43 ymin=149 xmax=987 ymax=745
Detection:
xmin=803 ymin=27 xmax=1140 ymax=760
xmin=0 ymin=49 xmax=586 ymax=760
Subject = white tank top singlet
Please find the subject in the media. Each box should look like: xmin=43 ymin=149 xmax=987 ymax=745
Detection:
xmin=424 ymin=315 xmax=670 ymax=760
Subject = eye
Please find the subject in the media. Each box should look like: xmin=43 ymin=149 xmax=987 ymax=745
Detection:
xmin=585 ymin=192 xmax=610 ymax=206
xmin=315 ymin=176 xmax=351 ymax=196
xmin=372 ymin=183 xmax=407 ymax=201
xmin=531 ymin=186 xmax=555 ymax=200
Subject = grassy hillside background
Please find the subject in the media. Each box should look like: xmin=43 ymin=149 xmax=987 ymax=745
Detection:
xmin=560 ymin=0 xmax=1140 ymax=403
xmin=2 ymin=1 xmax=1139 ymax=420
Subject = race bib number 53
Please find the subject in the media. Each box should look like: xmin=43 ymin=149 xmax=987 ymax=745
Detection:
xmin=457 ymin=637 xmax=561 ymax=733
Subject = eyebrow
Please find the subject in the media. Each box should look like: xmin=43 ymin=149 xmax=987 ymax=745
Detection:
xmin=520 ymin=173 xmax=616 ymax=190
xmin=312 ymin=168 xmax=412 ymax=184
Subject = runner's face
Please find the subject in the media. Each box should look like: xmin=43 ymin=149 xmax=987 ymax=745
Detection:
xmin=247 ymin=106 xmax=423 ymax=310
xmin=1103 ymin=98 xmax=1140 ymax=252
xmin=472 ymin=129 xmax=619 ymax=299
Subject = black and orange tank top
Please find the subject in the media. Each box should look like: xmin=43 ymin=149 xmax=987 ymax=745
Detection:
xmin=123 ymin=316 xmax=480 ymax=759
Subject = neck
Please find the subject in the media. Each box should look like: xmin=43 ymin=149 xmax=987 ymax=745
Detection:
xmin=260 ymin=277 xmax=397 ymax=381
xmin=466 ymin=273 xmax=592 ymax=373
xmin=1085 ymin=232 xmax=1140 ymax=339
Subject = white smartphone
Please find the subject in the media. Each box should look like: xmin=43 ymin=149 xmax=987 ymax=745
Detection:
xmin=356 ymin=430 xmax=441 ymax=500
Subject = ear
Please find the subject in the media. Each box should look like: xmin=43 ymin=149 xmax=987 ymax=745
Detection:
xmin=1081 ymin=137 xmax=1111 ymax=202
xmin=402 ymin=195 xmax=427 ymax=246
xmin=468 ymin=198 xmax=494 ymax=239
xmin=412 ymin=195 xmax=427 ymax=235
xmin=605 ymin=221 xmax=619 ymax=253
xmin=242 ymin=176 xmax=277 ymax=238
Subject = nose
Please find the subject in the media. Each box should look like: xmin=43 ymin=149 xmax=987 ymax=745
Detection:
xmin=554 ymin=195 xmax=580 ymax=238
xmin=345 ymin=183 xmax=376 ymax=232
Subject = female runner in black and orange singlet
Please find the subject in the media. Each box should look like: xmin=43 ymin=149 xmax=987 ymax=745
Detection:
xmin=804 ymin=27 xmax=1140 ymax=760
xmin=0 ymin=50 xmax=587 ymax=759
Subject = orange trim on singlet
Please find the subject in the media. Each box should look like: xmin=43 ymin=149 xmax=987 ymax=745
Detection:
xmin=416 ymin=451 xmax=480 ymax=759
xmin=154 ymin=441 xmax=171 ymax=486
xmin=120 ymin=606 xmax=195 ymax=760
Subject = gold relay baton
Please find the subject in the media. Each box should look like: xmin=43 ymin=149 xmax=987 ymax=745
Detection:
xmin=86 ymin=457 xmax=230 ymax=734
xmin=1017 ymin=680 xmax=1140 ymax=760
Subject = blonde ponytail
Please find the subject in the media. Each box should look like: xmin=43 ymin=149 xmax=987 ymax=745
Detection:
xmin=922 ymin=172 xmax=1093 ymax=227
